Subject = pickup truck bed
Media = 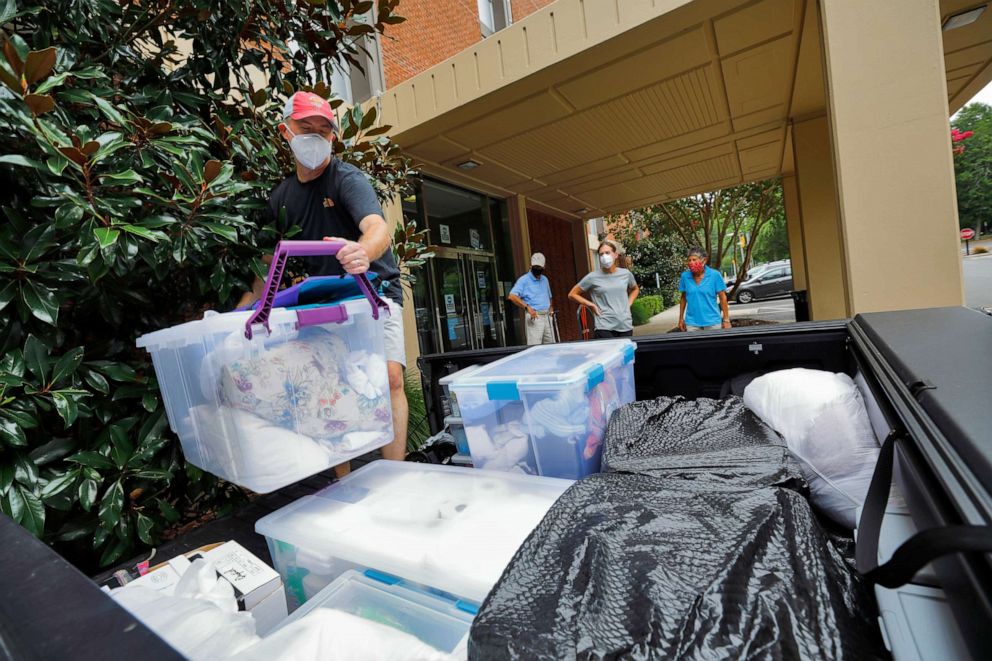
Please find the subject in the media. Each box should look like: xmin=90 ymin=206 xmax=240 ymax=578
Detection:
xmin=0 ymin=309 xmax=988 ymax=659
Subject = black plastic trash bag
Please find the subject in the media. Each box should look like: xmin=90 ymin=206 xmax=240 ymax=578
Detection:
xmin=601 ymin=396 xmax=802 ymax=489
xmin=469 ymin=397 xmax=886 ymax=660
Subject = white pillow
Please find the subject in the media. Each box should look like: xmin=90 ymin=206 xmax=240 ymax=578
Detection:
xmin=743 ymin=368 xmax=879 ymax=529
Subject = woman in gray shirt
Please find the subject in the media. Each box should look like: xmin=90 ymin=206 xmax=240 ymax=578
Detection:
xmin=569 ymin=240 xmax=640 ymax=338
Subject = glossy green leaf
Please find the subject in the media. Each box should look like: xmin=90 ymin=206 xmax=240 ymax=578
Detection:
xmin=51 ymin=347 xmax=85 ymax=384
xmin=28 ymin=437 xmax=76 ymax=465
xmin=23 ymin=334 xmax=50 ymax=382
xmin=67 ymin=450 xmax=114 ymax=470
xmin=17 ymin=486 xmax=45 ymax=536
xmin=0 ymin=280 xmax=15 ymax=313
xmin=137 ymin=513 xmax=155 ymax=545
xmin=21 ymin=281 xmax=59 ymax=325
xmin=98 ymin=480 xmax=123 ymax=527
xmin=14 ymin=454 xmax=39 ymax=487
xmin=91 ymin=95 xmax=126 ymax=125
xmin=83 ymin=369 xmax=110 ymax=394
xmin=0 ymin=418 xmax=26 ymax=447
xmin=41 ymin=469 xmax=79 ymax=500
xmin=78 ymin=478 xmax=98 ymax=511
xmin=0 ymin=463 xmax=13 ymax=494
xmin=100 ymin=169 xmax=143 ymax=185
xmin=52 ymin=391 xmax=79 ymax=427
xmin=156 ymin=498 xmax=180 ymax=523
xmin=120 ymin=224 xmax=166 ymax=242
xmin=93 ymin=227 xmax=120 ymax=249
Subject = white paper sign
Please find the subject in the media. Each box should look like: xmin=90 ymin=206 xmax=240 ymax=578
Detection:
xmin=469 ymin=228 xmax=481 ymax=249
xmin=444 ymin=293 xmax=456 ymax=314
xmin=440 ymin=224 xmax=451 ymax=244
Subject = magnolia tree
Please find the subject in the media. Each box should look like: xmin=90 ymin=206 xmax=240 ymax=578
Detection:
xmin=0 ymin=0 xmax=418 ymax=569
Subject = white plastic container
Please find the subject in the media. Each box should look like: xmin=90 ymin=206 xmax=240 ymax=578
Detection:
xmin=444 ymin=415 xmax=470 ymax=455
xmin=255 ymin=460 xmax=572 ymax=608
xmin=136 ymin=240 xmax=394 ymax=493
xmin=270 ymin=569 xmax=476 ymax=656
xmin=449 ymin=340 xmax=635 ymax=479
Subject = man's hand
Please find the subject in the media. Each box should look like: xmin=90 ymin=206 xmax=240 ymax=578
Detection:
xmin=324 ymin=236 xmax=369 ymax=274
xmin=678 ymin=318 xmax=687 ymax=331
xmin=527 ymin=306 xmax=538 ymax=320
xmin=721 ymin=319 xmax=732 ymax=329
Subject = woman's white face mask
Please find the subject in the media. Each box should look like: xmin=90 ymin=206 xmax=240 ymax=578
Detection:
xmin=599 ymin=253 xmax=615 ymax=269
xmin=285 ymin=126 xmax=332 ymax=170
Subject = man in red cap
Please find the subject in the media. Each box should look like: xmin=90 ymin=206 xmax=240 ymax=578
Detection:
xmin=240 ymin=91 xmax=408 ymax=475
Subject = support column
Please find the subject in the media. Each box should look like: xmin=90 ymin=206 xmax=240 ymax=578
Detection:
xmin=820 ymin=0 xmax=964 ymax=312
xmin=571 ymin=219 xmax=590 ymax=283
xmin=792 ymin=116 xmax=849 ymax=320
xmin=781 ymin=173 xmax=808 ymax=291
xmin=507 ymin=195 xmax=531 ymax=275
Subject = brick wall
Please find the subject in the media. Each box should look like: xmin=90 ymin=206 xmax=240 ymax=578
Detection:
xmin=510 ymin=0 xmax=557 ymax=21
xmin=527 ymin=209 xmax=582 ymax=342
xmin=382 ymin=0 xmax=483 ymax=88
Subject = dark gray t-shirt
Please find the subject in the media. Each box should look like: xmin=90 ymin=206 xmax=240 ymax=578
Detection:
xmin=577 ymin=268 xmax=637 ymax=331
xmin=268 ymin=159 xmax=403 ymax=305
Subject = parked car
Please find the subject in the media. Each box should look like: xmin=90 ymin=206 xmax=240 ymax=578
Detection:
xmin=733 ymin=263 xmax=793 ymax=304
xmin=724 ymin=259 xmax=789 ymax=289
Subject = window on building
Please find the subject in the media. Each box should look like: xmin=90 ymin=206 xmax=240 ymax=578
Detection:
xmin=478 ymin=0 xmax=512 ymax=37
xmin=327 ymin=11 xmax=385 ymax=105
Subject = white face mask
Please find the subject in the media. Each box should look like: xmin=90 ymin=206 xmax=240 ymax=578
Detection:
xmin=286 ymin=126 xmax=332 ymax=170
xmin=599 ymin=253 xmax=614 ymax=269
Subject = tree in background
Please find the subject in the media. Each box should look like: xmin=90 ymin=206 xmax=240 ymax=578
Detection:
xmin=631 ymin=179 xmax=784 ymax=297
xmin=951 ymin=103 xmax=990 ymax=235
xmin=748 ymin=204 xmax=789 ymax=264
xmin=0 ymin=0 xmax=414 ymax=570
xmin=610 ymin=210 xmax=686 ymax=306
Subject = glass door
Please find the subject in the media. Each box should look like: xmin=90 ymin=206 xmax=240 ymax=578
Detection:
xmin=434 ymin=254 xmax=472 ymax=353
xmin=464 ymin=255 xmax=504 ymax=349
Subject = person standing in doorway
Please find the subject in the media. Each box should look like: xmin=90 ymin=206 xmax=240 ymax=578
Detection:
xmin=677 ymin=246 xmax=731 ymax=332
xmin=238 ymin=92 xmax=408 ymax=476
xmin=569 ymin=240 xmax=640 ymax=338
xmin=507 ymin=252 xmax=555 ymax=345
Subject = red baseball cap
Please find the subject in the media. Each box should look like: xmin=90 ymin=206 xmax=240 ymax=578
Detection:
xmin=283 ymin=91 xmax=339 ymax=133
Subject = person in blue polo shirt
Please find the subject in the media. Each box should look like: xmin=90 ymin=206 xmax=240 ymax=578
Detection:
xmin=507 ymin=252 xmax=555 ymax=345
xmin=677 ymin=246 xmax=731 ymax=332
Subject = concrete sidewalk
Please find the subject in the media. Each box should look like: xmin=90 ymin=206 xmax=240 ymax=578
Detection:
xmin=634 ymin=298 xmax=796 ymax=336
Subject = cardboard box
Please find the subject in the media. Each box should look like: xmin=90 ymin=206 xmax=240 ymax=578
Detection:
xmin=125 ymin=541 xmax=287 ymax=635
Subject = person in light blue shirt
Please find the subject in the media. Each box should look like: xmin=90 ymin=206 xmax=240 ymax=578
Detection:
xmin=678 ymin=246 xmax=731 ymax=332
xmin=508 ymin=252 xmax=555 ymax=344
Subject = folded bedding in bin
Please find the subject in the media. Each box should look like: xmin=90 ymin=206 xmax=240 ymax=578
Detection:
xmin=204 ymin=326 xmax=392 ymax=439
xmin=469 ymin=396 xmax=886 ymax=660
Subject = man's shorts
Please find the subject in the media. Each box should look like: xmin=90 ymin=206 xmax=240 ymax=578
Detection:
xmin=383 ymin=299 xmax=406 ymax=367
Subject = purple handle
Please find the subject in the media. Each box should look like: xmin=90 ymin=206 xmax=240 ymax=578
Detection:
xmin=245 ymin=240 xmax=389 ymax=339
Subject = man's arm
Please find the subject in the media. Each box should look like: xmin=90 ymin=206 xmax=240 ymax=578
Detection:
xmin=237 ymin=253 xmax=273 ymax=308
xmin=678 ymin=292 xmax=687 ymax=331
xmin=507 ymin=292 xmax=537 ymax=320
xmin=330 ymin=214 xmax=390 ymax=275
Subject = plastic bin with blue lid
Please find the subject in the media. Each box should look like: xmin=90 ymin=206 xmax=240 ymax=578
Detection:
xmin=448 ymin=339 xmax=635 ymax=479
xmin=268 ymin=568 xmax=477 ymax=656
xmin=255 ymin=460 xmax=572 ymax=608
xmin=135 ymin=240 xmax=393 ymax=493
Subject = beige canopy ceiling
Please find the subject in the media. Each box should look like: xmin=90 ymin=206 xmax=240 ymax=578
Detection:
xmin=380 ymin=0 xmax=992 ymax=219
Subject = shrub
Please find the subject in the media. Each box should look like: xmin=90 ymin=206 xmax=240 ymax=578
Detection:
xmin=0 ymin=2 xmax=412 ymax=570
xmin=631 ymin=299 xmax=652 ymax=326
xmin=640 ymin=294 xmax=664 ymax=316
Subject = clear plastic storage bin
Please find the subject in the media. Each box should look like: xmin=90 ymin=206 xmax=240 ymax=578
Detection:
xmin=271 ymin=569 xmax=476 ymax=655
xmin=255 ymin=460 xmax=572 ymax=608
xmin=449 ymin=340 xmax=635 ymax=479
xmin=438 ymin=364 xmax=483 ymax=418
xmin=136 ymin=241 xmax=393 ymax=493
xmin=445 ymin=415 xmax=470 ymax=455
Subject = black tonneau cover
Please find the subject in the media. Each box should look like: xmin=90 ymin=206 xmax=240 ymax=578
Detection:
xmin=853 ymin=307 xmax=992 ymax=498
